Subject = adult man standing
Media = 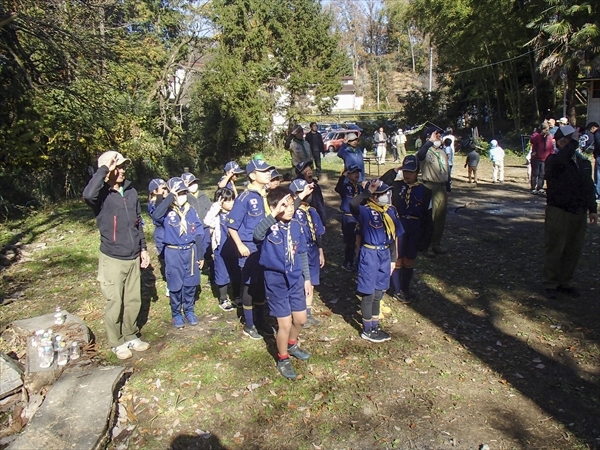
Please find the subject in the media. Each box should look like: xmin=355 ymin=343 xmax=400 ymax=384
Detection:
xmin=83 ymin=151 xmax=151 ymax=359
xmin=305 ymin=122 xmax=325 ymax=176
xmin=374 ymin=127 xmax=388 ymax=165
xmin=585 ymin=122 xmax=600 ymax=199
xmin=542 ymin=126 xmax=597 ymax=299
xmin=529 ymin=122 xmax=554 ymax=194
xmin=395 ymin=129 xmax=407 ymax=162
xmin=416 ymin=127 xmax=450 ymax=255
xmin=288 ymin=125 xmax=313 ymax=170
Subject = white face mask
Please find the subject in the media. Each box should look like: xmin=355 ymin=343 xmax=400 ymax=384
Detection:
xmin=377 ymin=194 xmax=390 ymax=205
xmin=176 ymin=194 xmax=187 ymax=206
xmin=188 ymin=183 xmax=199 ymax=193
xmin=433 ymin=140 xmax=442 ymax=148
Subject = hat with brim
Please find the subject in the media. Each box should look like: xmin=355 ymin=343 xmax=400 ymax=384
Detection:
xmin=181 ymin=172 xmax=198 ymax=186
xmin=246 ymin=159 xmax=274 ymax=174
xmin=289 ymin=179 xmax=308 ymax=193
xmin=346 ymin=164 xmax=362 ymax=173
xmin=346 ymin=133 xmax=359 ymax=142
xmin=557 ymin=117 xmax=569 ymax=125
xmin=424 ymin=126 xmax=442 ymax=138
xmin=371 ymin=180 xmax=392 ymax=195
xmin=224 ymin=161 xmax=244 ymax=174
xmin=167 ymin=177 xmax=188 ymax=194
xmin=554 ymin=125 xmax=576 ymax=140
xmin=295 ymin=160 xmax=314 ymax=174
xmin=270 ymin=169 xmax=283 ymax=181
xmin=98 ymin=150 xmax=131 ymax=169
xmin=401 ymin=155 xmax=419 ymax=172
xmin=149 ymin=178 xmax=166 ymax=193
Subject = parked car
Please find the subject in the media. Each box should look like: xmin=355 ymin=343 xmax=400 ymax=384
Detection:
xmin=344 ymin=122 xmax=364 ymax=133
xmin=323 ymin=129 xmax=361 ymax=153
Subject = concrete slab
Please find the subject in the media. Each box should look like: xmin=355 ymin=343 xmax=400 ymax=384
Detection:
xmin=0 ymin=353 xmax=23 ymax=398
xmin=8 ymin=364 xmax=126 ymax=450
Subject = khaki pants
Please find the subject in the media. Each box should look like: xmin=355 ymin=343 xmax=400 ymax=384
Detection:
xmin=492 ymin=161 xmax=504 ymax=182
xmin=423 ymin=181 xmax=448 ymax=248
xmin=97 ymin=253 xmax=141 ymax=347
xmin=542 ymin=206 xmax=587 ymax=289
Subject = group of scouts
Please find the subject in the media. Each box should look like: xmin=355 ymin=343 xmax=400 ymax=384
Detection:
xmin=147 ymin=152 xmax=432 ymax=380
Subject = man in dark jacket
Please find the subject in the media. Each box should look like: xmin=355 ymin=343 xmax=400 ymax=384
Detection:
xmin=305 ymin=122 xmax=325 ymax=176
xmin=295 ymin=160 xmax=326 ymax=225
xmin=542 ymin=126 xmax=598 ymax=299
xmin=585 ymin=122 xmax=600 ymax=199
xmin=83 ymin=151 xmax=151 ymax=360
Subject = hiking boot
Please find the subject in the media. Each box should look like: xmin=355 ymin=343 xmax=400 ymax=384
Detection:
xmin=126 ymin=338 xmax=150 ymax=352
xmin=432 ymin=246 xmax=448 ymax=255
xmin=304 ymin=314 xmax=321 ymax=328
xmin=185 ymin=312 xmax=199 ymax=326
xmin=557 ymin=286 xmax=581 ymax=297
xmin=287 ymin=344 xmax=310 ymax=361
xmin=277 ymin=359 xmax=297 ymax=379
xmin=544 ymin=288 xmax=558 ymax=299
xmin=112 ymin=343 xmax=133 ymax=360
xmin=218 ymin=299 xmax=235 ymax=312
xmin=243 ymin=325 xmax=263 ymax=340
xmin=361 ymin=328 xmax=388 ymax=343
xmin=173 ymin=315 xmax=185 ymax=329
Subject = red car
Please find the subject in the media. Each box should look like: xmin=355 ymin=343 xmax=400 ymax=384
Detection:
xmin=322 ymin=129 xmax=361 ymax=153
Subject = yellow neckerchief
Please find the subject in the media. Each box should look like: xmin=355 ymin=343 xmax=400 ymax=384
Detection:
xmin=173 ymin=201 xmax=190 ymax=236
xmin=299 ymin=202 xmax=316 ymax=242
xmin=246 ymin=183 xmax=271 ymax=215
xmin=278 ymin=220 xmax=295 ymax=267
xmin=404 ymin=180 xmax=422 ymax=210
xmin=428 ymin=147 xmax=447 ymax=173
xmin=367 ymin=199 xmax=395 ymax=242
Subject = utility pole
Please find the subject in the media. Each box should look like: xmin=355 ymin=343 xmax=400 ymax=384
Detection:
xmin=408 ymin=26 xmax=415 ymax=72
xmin=376 ymin=69 xmax=380 ymax=110
xmin=429 ymin=46 xmax=433 ymax=92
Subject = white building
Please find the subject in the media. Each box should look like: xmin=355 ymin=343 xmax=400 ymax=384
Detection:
xmin=331 ymin=76 xmax=364 ymax=112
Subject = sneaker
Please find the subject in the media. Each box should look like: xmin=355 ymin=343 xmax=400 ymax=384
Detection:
xmin=287 ymin=344 xmax=310 ymax=360
xmin=256 ymin=323 xmax=276 ymax=336
xmin=173 ymin=315 xmax=185 ymax=329
xmin=393 ymin=291 xmax=414 ymax=304
xmin=185 ymin=312 xmax=199 ymax=326
xmin=126 ymin=338 xmax=150 ymax=352
xmin=361 ymin=328 xmax=387 ymax=343
xmin=402 ymin=291 xmax=417 ymax=303
xmin=276 ymin=359 xmax=297 ymax=379
xmin=432 ymin=246 xmax=448 ymax=255
xmin=112 ymin=343 xmax=133 ymax=360
xmin=537 ymin=188 xmax=545 ymax=195
xmin=372 ymin=325 xmax=391 ymax=341
xmin=219 ymin=299 xmax=235 ymax=312
xmin=341 ymin=262 xmax=354 ymax=272
xmin=243 ymin=325 xmax=263 ymax=340
xmin=304 ymin=314 xmax=321 ymax=328
xmin=531 ymin=189 xmax=539 ymax=195
xmin=165 ymin=287 xmax=170 ymax=297
xmin=544 ymin=288 xmax=558 ymax=299
xmin=557 ymin=286 xmax=581 ymax=297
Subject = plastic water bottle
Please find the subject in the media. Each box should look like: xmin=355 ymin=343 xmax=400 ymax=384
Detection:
xmin=57 ymin=341 xmax=69 ymax=366
xmin=54 ymin=307 xmax=66 ymax=325
xmin=39 ymin=337 xmax=54 ymax=368
xmin=70 ymin=341 xmax=81 ymax=360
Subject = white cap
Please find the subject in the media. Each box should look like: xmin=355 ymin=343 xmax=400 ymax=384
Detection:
xmin=558 ymin=117 xmax=568 ymax=125
xmin=98 ymin=151 xmax=131 ymax=169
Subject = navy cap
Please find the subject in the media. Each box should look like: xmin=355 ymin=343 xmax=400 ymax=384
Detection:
xmin=246 ymin=159 xmax=274 ymax=174
xmin=167 ymin=177 xmax=188 ymax=194
xmin=270 ymin=169 xmax=283 ymax=180
xmin=294 ymin=160 xmax=314 ymax=174
xmin=224 ymin=161 xmax=244 ymax=174
xmin=554 ymin=125 xmax=575 ymax=140
xmin=181 ymin=172 xmax=197 ymax=186
xmin=148 ymin=178 xmax=166 ymax=193
xmin=424 ymin=126 xmax=442 ymax=138
xmin=370 ymin=180 xmax=392 ymax=194
xmin=289 ymin=179 xmax=308 ymax=193
xmin=401 ymin=155 xmax=419 ymax=172
xmin=346 ymin=164 xmax=362 ymax=173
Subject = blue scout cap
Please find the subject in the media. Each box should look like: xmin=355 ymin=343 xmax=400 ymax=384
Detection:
xmin=270 ymin=169 xmax=283 ymax=181
xmin=401 ymin=155 xmax=419 ymax=172
xmin=289 ymin=179 xmax=308 ymax=193
xmin=148 ymin=178 xmax=166 ymax=192
xmin=224 ymin=161 xmax=244 ymax=174
xmin=424 ymin=126 xmax=442 ymax=138
xmin=181 ymin=172 xmax=197 ymax=186
xmin=167 ymin=177 xmax=188 ymax=194
xmin=246 ymin=159 xmax=274 ymax=174
xmin=370 ymin=180 xmax=392 ymax=195
xmin=294 ymin=160 xmax=313 ymax=174
xmin=346 ymin=164 xmax=362 ymax=173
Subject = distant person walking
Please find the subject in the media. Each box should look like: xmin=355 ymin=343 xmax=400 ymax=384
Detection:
xmin=83 ymin=151 xmax=151 ymax=360
xmin=489 ymin=140 xmax=505 ymax=183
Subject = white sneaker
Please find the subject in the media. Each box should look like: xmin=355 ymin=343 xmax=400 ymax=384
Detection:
xmin=112 ymin=343 xmax=133 ymax=360
xmin=165 ymin=287 xmax=170 ymax=297
xmin=126 ymin=338 xmax=150 ymax=352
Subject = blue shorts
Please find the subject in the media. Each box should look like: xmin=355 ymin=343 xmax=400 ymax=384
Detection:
xmin=341 ymin=215 xmax=358 ymax=245
xmin=239 ymin=242 xmax=262 ymax=285
xmin=398 ymin=219 xmax=420 ymax=260
xmin=307 ymin=245 xmax=320 ymax=286
xmin=213 ymin=246 xmax=240 ymax=286
xmin=356 ymin=246 xmax=391 ymax=295
xmin=264 ymin=270 xmax=306 ymax=318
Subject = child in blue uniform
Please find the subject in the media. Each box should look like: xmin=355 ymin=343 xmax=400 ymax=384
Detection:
xmin=218 ymin=161 xmax=244 ymax=196
xmin=350 ymin=179 xmax=404 ymax=343
xmin=203 ymin=188 xmax=240 ymax=311
xmin=227 ymin=159 xmax=275 ymax=339
xmin=290 ymin=179 xmax=325 ymax=328
xmin=335 ymin=164 xmax=364 ymax=271
xmin=267 ymin=169 xmax=283 ymax=190
xmin=253 ymin=186 xmax=312 ymax=379
xmin=148 ymin=178 xmax=169 ymax=297
xmin=151 ymin=177 xmax=206 ymax=328
xmin=381 ymin=155 xmax=433 ymax=303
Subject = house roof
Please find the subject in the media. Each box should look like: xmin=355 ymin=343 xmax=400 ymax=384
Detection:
xmin=339 ymin=84 xmax=356 ymax=94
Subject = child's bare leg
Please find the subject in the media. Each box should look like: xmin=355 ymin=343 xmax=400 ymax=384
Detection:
xmin=290 ymin=310 xmax=307 ymax=342
xmin=276 ymin=316 xmax=293 ymax=357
